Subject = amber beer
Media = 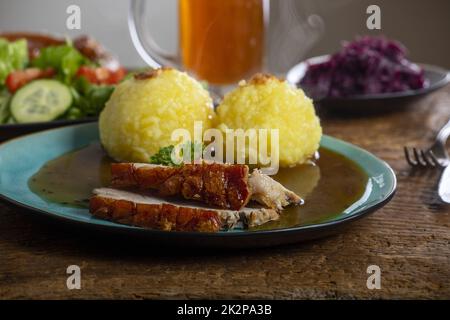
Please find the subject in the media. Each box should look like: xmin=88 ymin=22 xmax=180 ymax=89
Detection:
xmin=179 ymin=0 xmax=265 ymax=85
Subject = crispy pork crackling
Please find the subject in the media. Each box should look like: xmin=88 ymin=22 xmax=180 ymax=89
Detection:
xmin=90 ymin=188 xmax=279 ymax=232
xmin=110 ymin=162 xmax=302 ymax=210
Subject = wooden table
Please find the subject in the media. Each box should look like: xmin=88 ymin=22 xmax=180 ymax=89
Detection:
xmin=1 ymin=86 xmax=450 ymax=300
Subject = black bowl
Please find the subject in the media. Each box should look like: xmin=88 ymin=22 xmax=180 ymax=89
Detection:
xmin=287 ymin=55 xmax=450 ymax=114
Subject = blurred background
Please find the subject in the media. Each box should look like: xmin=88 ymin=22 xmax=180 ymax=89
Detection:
xmin=1 ymin=0 xmax=449 ymax=70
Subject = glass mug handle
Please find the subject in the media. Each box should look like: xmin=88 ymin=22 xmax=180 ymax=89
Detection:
xmin=128 ymin=0 xmax=179 ymax=68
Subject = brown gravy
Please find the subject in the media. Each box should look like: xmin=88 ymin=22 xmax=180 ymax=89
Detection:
xmin=28 ymin=143 xmax=369 ymax=229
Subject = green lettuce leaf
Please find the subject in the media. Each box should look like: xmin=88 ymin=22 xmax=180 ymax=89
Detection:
xmin=64 ymin=77 xmax=114 ymax=119
xmin=32 ymin=44 xmax=90 ymax=84
xmin=0 ymin=38 xmax=29 ymax=85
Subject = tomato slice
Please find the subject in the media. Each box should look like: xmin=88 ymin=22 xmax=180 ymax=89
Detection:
xmin=76 ymin=66 xmax=126 ymax=85
xmin=6 ymin=68 xmax=55 ymax=93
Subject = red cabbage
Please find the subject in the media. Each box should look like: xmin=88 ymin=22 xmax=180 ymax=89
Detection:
xmin=299 ymin=36 xmax=427 ymax=99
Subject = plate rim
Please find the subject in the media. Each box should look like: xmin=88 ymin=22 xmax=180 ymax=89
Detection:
xmin=286 ymin=54 xmax=450 ymax=101
xmin=0 ymin=122 xmax=397 ymax=238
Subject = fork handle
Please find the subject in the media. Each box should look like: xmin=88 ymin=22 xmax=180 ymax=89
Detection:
xmin=436 ymin=119 xmax=450 ymax=144
xmin=438 ymin=165 xmax=450 ymax=203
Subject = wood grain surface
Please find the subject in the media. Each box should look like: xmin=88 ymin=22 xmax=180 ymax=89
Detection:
xmin=1 ymin=86 xmax=450 ymax=299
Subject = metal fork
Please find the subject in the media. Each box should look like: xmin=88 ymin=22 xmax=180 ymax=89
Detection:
xmin=404 ymin=118 xmax=450 ymax=169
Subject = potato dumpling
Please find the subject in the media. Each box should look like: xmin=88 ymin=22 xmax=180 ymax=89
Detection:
xmin=99 ymin=68 xmax=214 ymax=162
xmin=215 ymin=74 xmax=322 ymax=167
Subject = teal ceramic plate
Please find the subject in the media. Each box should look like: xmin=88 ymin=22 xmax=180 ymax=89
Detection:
xmin=0 ymin=123 xmax=396 ymax=248
xmin=0 ymin=117 xmax=97 ymax=142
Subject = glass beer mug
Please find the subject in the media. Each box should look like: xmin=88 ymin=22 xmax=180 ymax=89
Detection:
xmin=129 ymin=0 xmax=323 ymax=93
xmin=129 ymin=0 xmax=268 ymax=92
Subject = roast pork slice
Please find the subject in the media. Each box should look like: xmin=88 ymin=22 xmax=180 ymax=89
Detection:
xmin=110 ymin=162 xmax=302 ymax=211
xmin=90 ymin=188 xmax=279 ymax=233
xmin=110 ymin=162 xmax=251 ymax=210
xmin=249 ymin=169 xmax=303 ymax=211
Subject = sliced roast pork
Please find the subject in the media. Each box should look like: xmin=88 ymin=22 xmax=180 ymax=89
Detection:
xmin=110 ymin=162 xmax=302 ymax=210
xmin=90 ymin=188 xmax=279 ymax=233
xmin=249 ymin=169 xmax=304 ymax=210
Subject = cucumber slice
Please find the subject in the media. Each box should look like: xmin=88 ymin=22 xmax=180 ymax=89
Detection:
xmin=11 ymin=79 xmax=72 ymax=123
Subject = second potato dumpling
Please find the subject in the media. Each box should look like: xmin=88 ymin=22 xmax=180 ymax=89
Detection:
xmin=215 ymin=74 xmax=322 ymax=167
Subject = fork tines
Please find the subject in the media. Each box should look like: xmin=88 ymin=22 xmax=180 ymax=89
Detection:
xmin=404 ymin=146 xmax=439 ymax=167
